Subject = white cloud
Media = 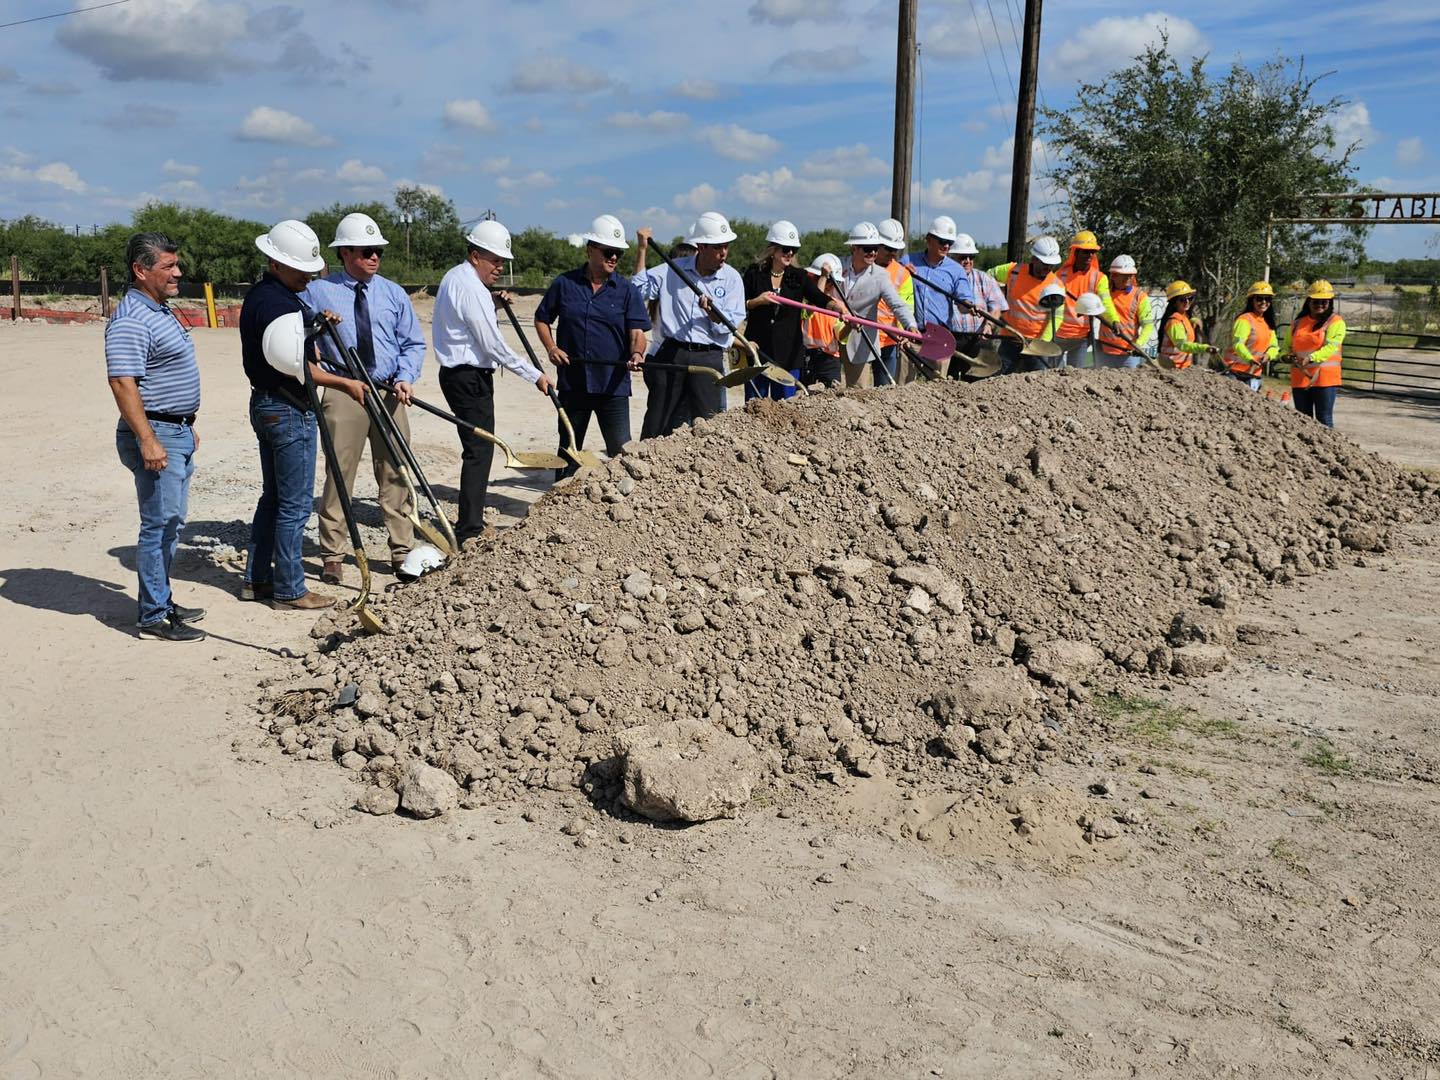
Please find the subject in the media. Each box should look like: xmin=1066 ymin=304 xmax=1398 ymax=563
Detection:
xmin=1 ymin=157 xmax=89 ymax=194
xmin=732 ymin=167 xmax=852 ymax=213
xmin=606 ymin=110 xmax=691 ymax=133
xmin=480 ymin=156 xmax=512 ymax=174
xmin=674 ymin=183 xmax=720 ymax=213
xmin=1397 ymin=137 xmax=1425 ymax=166
xmin=1052 ymin=12 xmax=1205 ymax=71
xmin=1329 ymin=102 xmax=1375 ymax=151
xmin=496 ymin=170 xmax=558 ymax=191
xmin=335 ymin=159 xmax=387 ymax=185
xmin=672 ymin=79 xmax=721 ymax=100
xmin=696 ymin=123 xmax=781 ymax=162
xmin=504 ymin=56 xmax=617 ymax=95
xmin=749 ymin=0 xmax=843 ymax=24
xmin=56 ymin=0 xmax=253 ymax=82
xmin=980 ymin=137 xmax=1047 ymax=170
xmin=916 ymin=171 xmax=1003 ymax=215
xmin=162 ymin=159 xmax=200 ymax=178
xmin=801 ymin=143 xmax=887 ymax=178
xmin=443 ymin=98 xmax=497 ymax=133
xmin=772 ymin=45 xmax=862 ymax=71
xmin=393 ymin=178 xmax=445 ymax=199
xmin=237 ymin=106 xmax=333 ymax=146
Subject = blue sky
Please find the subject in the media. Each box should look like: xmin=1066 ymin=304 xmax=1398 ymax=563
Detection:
xmin=2 ymin=0 xmax=1438 ymax=258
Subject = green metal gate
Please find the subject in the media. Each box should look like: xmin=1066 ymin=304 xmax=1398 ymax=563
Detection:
xmin=1340 ymin=330 xmax=1440 ymax=398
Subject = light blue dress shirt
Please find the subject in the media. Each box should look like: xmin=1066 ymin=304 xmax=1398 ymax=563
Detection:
xmin=302 ymin=271 xmax=426 ymax=384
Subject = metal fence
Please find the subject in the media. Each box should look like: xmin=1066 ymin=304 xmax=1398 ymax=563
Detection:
xmin=1339 ymin=330 xmax=1440 ymax=398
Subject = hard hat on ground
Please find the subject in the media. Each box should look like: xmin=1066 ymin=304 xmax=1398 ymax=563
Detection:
xmin=806 ymin=253 xmax=843 ymax=280
xmin=877 ymin=218 xmax=907 ymax=251
xmin=765 ymin=220 xmax=801 ymax=247
xmin=1165 ymin=280 xmax=1197 ymax=301
xmin=927 ymin=216 xmax=958 ymax=243
xmin=466 ymin=220 xmax=513 ymax=260
xmin=1070 ymin=229 xmax=1100 ymax=251
xmin=261 ymin=310 xmax=307 ymax=382
xmin=1039 ymin=281 xmax=1067 ymax=309
xmin=951 ymin=232 xmax=979 ymax=255
xmin=581 ymin=214 xmax=630 ymax=249
xmin=1247 ymin=280 xmax=1275 ymax=299
xmin=847 ymin=221 xmax=882 ymax=247
xmin=330 ymin=212 xmax=388 ymax=249
xmin=690 ymin=211 xmax=738 ymax=245
xmin=1109 ymin=254 xmax=1137 ymax=274
xmin=1075 ymin=291 xmax=1107 ymax=317
xmin=396 ymin=543 xmax=446 ymax=582
xmin=1306 ymin=279 xmax=1336 ymax=300
xmin=1029 ymin=236 xmax=1062 ymax=266
xmin=256 ymin=219 xmax=326 ymax=273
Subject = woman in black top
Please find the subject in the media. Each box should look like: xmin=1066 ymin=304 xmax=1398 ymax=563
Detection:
xmin=742 ymin=219 xmax=847 ymax=400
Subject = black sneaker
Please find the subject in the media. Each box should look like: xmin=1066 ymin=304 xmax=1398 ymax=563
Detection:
xmin=139 ymin=613 xmax=207 ymax=642
xmin=171 ymin=604 xmax=206 ymax=624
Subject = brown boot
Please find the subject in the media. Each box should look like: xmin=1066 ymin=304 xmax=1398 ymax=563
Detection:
xmin=271 ymin=591 xmax=336 ymax=611
xmin=321 ymin=560 xmax=344 ymax=585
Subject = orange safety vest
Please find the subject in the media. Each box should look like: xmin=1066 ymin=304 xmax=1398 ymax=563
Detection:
xmin=1289 ymin=313 xmax=1343 ymax=389
xmin=1056 ymin=258 xmax=1102 ymax=339
xmin=803 ymin=308 xmax=840 ymax=356
xmin=876 ymin=259 xmax=911 ymax=347
xmin=1098 ymin=286 xmax=1146 ymax=356
xmin=1159 ymin=312 xmax=1196 ymax=370
xmin=1000 ymin=262 xmax=1055 ymax=339
xmin=1223 ymin=312 xmax=1273 ymax=378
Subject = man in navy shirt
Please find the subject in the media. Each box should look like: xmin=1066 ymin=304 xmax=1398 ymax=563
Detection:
xmin=240 ymin=219 xmax=366 ymax=611
xmin=534 ymin=214 xmax=650 ymax=477
xmin=106 ymin=232 xmax=205 ymax=641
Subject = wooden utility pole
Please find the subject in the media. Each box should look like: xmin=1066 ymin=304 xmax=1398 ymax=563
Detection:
xmin=1006 ymin=0 xmax=1043 ymax=263
xmin=10 ymin=256 xmax=19 ymax=320
xmin=890 ymin=0 xmax=918 ymax=231
xmin=100 ymin=267 xmax=110 ymax=318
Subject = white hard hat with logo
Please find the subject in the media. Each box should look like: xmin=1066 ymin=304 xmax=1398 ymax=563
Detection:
xmin=466 ymin=220 xmax=513 ymax=260
xmin=1039 ymin=281 xmax=1067 ymax=310
xmin=1075 ymin=291 xmax=1107 ymax=317
xmin=1029 ymin=235 xmax=1062 ymax=266
xmin=806 ymin=253 xmax=844 ymax=281
xmin=846 ymin=221 xmax=882 ymax=246
xmin=952 ymin=232 xmax=979 ymax=255
xmin=927 ymin=215 xmax=958 ymax=243
xmin=1109 ymin=254 xmax=1137 ymax=274
xmin=877 ymin=218 xmax=907 ymax=251
xmin=765 ymin=220 xmax=801 ymax=246
xmin=261 ymin=310 xmax=307 ymax=382
xmin=256 ymin=219 xmax=326 ymax=273
xmin=330 ymin=212 xmax=388 ymax=249
xmin=580 ymin=214 xmax=630 ymax=249
xmin=396 ymin=543 xmax=446 ymax=582
xmin=691 ymin=211 xmax=738 ymax=245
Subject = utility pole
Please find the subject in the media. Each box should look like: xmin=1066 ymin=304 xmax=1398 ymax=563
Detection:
xmin=890 ymin=0 xmax=918 ymax=232
xmin=401 ymin=210 xmax=413 ymax=281
xmin=1006 ymin=0 xmax=1043 ymax=263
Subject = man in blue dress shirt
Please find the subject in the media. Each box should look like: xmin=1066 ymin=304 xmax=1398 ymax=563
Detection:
xmin=302 ymin=213 xmax=426 ymax=583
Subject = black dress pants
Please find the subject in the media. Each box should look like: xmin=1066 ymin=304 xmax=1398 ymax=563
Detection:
xmin=438 ymin=365 xmax=494 ymax=542
xmin=640 ymin=341 xmax=724 ymax=440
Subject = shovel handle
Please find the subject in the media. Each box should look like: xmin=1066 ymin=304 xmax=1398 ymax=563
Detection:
xmin=493 ymin=291 xmax=548 ymax=370
xmin=769 ymin=294 xmax=924 ymax=342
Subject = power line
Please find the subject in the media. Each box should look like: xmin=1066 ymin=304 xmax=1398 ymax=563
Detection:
xmin=968 ymin=0 xmax=1009 ymax=119
xmin=0 ymin=0 xmax=130 ymax=31
xmin=983 ymin=0 xmax=1017 ymax=98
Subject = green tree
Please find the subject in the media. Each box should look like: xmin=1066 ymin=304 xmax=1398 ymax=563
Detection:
xmin=130 ymin=202 xmax=270 ymax=284
xmin=1040 ymin=40 xmax=1367 ymax=326
xmin=393 ymin=184 xmax=464 ymax=279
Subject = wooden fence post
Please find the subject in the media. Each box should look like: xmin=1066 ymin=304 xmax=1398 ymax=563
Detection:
xmin=100 ymin=267 xmax=110 ymax=319
xmin=9 ymin=256 xmax=18 ymax=321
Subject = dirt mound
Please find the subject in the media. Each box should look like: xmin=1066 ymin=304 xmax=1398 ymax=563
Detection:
xmin=260 ymin=369 xmax=1433 ymax=819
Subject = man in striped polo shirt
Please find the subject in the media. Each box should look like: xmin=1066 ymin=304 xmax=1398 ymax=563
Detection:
xmin=106 ymin=232 xmax=206 ymax=642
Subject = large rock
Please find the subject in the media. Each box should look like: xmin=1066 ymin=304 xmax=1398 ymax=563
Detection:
xmin=1170 ymin=643 xmax=1229 ymax=678
xmin=930 ymin=666 xmax=1036 ymax=728
xmin=613 ymin=720 xmax=763 ymax=823
xmin=397 ymin=761 xmax=460 ymax=818
xmin=1023 ymin=639 xmax=1105 ymax=684
xmin=1167 ymin=607 xmax=1236 ymax=647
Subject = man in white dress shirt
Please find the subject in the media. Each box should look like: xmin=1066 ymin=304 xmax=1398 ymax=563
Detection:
xmin=433 ymin=220 xmax=554 ymax=543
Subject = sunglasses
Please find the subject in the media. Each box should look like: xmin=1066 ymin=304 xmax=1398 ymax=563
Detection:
xmin=598 ymin=247 xmax=623 ymax=259
xmin=355 ymin=247 xmax=383 ymax=259
xmin=1253 ymin=297 xmax=1271 ymax=304
xmin=777 ymin=246 xmax=799 ymax=255
xmin=858 ymin=245 xmax=879 ymax=254
xmin=929 ymin=236 xmax=953 ymax=247
xmin=956 ymin=253 xmax=975 ymax=260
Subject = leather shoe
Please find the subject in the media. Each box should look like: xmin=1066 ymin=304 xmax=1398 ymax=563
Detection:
xmin=270 ymin=592 xmax=336 ymax=611
xmin=321 ymin=560 xmax=344 ymax=585
xmin=139 ymin=613 xmax=206 ymax=642
xmin=240 ymin=581 xmax=274 ymax=602
xmin=171 ymin=604 xmax=206 ymax=624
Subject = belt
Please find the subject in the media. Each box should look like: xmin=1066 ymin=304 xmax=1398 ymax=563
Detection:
xmin=668 ymin=340 xmax=722 ymax=351
xmin=145 ymin=410 xmax=197 ymax=426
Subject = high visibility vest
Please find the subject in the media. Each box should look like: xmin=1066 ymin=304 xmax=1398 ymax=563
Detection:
xmin=1098 ymin=287 xmax=1147 ymax=356
xmin=1223 ymin=313 xmax=1273 ymax=378
xmin=803 ymin=308 xmax=840 ymax=356
xmin=1160 ymin=312 xmax=1196 ymax=369
xmin=1000 ymin=262 xmax=1053 ymax=338
xmin=876 ymin=260 xmax=912 ymax=347
xmin=1057 ymin=259 xmax=1102 ymax=339
xmin=1289 ymin=313 xmax=1344 ymax=389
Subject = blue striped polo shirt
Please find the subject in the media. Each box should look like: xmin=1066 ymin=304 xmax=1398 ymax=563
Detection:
xmin=104 ymin=288 xmax=200 ymax=414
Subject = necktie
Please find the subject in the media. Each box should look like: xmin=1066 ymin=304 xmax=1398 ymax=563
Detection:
xmin=354 ymin=281 xmax=375 ymax=372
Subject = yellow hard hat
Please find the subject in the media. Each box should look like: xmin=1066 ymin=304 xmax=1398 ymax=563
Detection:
xmin=1306 ymin=279 xmax=1336 ymax=300
xmin=1070 ymin=229 xmax=1100 ymax=251
xmin=1246 ymin=280 xmax=1275 ymax=299
xmin=1165 ymin=280 xmax=1196 ymax=301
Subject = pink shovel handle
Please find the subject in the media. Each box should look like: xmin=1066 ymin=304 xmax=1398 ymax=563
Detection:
xmin=769 ymin=294 xmax=923 ymax=342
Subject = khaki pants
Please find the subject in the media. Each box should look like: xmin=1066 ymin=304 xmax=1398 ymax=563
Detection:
xmin=841 ymin=360 xmax=874 ymax=388
xmin=318 ymin=387 xmax=414 ymax=563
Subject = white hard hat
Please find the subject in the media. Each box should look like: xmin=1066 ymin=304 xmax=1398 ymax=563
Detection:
xmin=580 ymin=214 xmax=629 ymax=249
xmin=847 ymin=221 xmax=882 ymax=246
xmin=396 ymin=543 xmax=446 ymax=582
xmin=1029 ymin=235 xmax=1062 ymax=266
xmin=927 ymin=215 xmax=958 ymax=243
xmin=765 ymin=219 xmax=801 ymax=247
xmin=1039 ymin=281 xmax=1067 ymax=310
xmin=691 ymin=211 xmax=738 ymax=245
xmin=465 ymin=220 xmax=513 ymax=260
xmin=330 ymin=212 xmax=388 ymax=249
xmin=261 ymin=310 xmax=306 ymax=383
xmin=952 ymin=232 xmax=979 ymax=255
xmin=676 ymin=221 xmax=699 ymax=251
xmin=1075 ymin=291 xmax=1106 ymax=317
xmin=1109 ymin=254 xmax=1137 ymax=274
xmin=877 ymin=218 xmax=907 ymax=251
xmin=806 ymin=252 xmax=843 ymax=280
xmin=256 ymin=219 xmax=326 ymax=273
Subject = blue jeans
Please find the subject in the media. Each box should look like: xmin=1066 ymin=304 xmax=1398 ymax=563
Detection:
xmin=1293 ymin=386 xmax=1337 ymax=427
xmin=871 ymin=345 xmax=899 ymax=385
xmin=246 ymin=392 xmax=317 ymax=601
xmin=744 ymin=369 xmax=800 ymax=401
xmin=1096 ymin=353 xmax=1143 ymax=370
xmin=1056 ymin=337 xmax=1093 ymax=368
xmin=116 ymin=420 xmax=196 ymax=626
xmin=558 ymin=391 xmax=631 ymax=480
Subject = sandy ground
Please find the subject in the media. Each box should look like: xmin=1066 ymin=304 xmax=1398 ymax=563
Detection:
xmin=3 ymin=315 xmax=1440 ymax=1078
